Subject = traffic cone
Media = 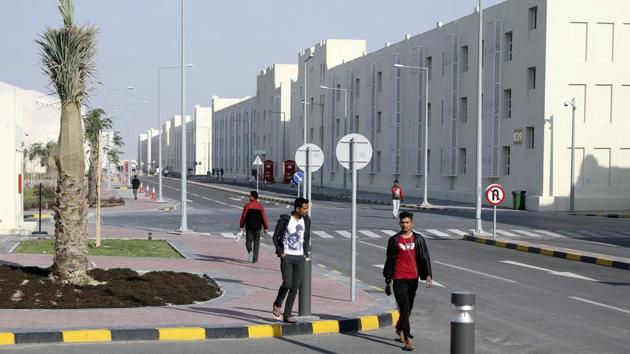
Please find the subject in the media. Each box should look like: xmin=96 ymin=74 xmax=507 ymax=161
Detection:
xmin=139 ymin=183 xmax=144 ymax=193
xmin=151 ymin=187 xmax=156 ymax=201
xmin=145 ymin=185 xmax=150 ymax=197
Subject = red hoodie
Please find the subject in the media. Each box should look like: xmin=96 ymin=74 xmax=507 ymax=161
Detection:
xmin=391 ymin=185 xmax=404 ymax=200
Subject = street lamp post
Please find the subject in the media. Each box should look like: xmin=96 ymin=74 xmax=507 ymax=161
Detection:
xmin=105 ymin=86 xmax=134 ymax=191
xmin=303 ymin=53 xmax=314 ymax=198
xmin=475 ymin=0 xmax=484 ymax=235
xmin=393 ymin=64 xmax=431 ymax=207
xmin=320 ymin=85 xmax=348 ymax=192
xmin=158 ymin=64 xmax=193 ymax=203
xmin=179 ymin=0 xmax=191 ymax=233
xmin=564 ymin=98 xmax=577 ymax=213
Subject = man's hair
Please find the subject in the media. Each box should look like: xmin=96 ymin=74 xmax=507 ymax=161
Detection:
xmin=394 ymin=180 xmax=399 ymax=183
xmin=399 ymin=211 xmax=413 ymax=220
xmin=250 ymin=191 xmax=258 ymax=199
xmin=294 ymin=197 xmax=309 ymax=210
xmin=133 ymin=175 xmax=137 ymax=178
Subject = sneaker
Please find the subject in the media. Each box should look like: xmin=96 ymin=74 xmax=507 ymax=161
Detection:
xmin=272 ymin=305 xmax=282 ymax=320
xmin=283 ymin=315 xmax=297 ymax=324
xmin=248 ymin=252 xmax=254 ymax=263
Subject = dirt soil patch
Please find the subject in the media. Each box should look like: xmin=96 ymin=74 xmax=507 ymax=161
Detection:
xmin=0 ymin=265 xmax=221 ymax=309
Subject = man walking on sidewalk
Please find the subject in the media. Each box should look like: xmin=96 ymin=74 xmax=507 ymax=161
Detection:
xmin=239 ymin=191 xmax=269 ymax=263
xmin=383 ymin=211 xmax=432 ymax=351
xmin=391 ymin=180 xmax=404 ymax=218
xmin=131 ymin=175 xmax=140 ymax=200
xmin=272 ymin=197 xmax=311 ymax=323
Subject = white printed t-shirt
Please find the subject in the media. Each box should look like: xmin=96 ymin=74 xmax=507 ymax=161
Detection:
xmin=283 ymin=216 xmax=305 ymax=256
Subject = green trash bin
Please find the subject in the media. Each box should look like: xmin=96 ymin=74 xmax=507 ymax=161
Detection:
xmin=511 ymin=191 xmax=527 ymax=210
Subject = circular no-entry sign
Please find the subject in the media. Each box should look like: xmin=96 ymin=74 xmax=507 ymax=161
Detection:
xmin=485 ymin=184 xmax=506 ymax=206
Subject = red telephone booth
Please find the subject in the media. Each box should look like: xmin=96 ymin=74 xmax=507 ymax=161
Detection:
xmin=283 ymin=160 xmax=296 ymax=184
xmin=263 ymin=160 xmax=274 ymax=183
xmin=124 ymin=161 xmax=129 ymax=172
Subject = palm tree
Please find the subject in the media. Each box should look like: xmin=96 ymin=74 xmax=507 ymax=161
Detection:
xmin=36 ymin=0 xmax=97 ymax=284
xmin=105 ymin=131 xmax=125 ymax=167
xmin=27 ymin=141 xmax=58 ymax=179
xmin=83 ymin=108 xmax=111 ymax=206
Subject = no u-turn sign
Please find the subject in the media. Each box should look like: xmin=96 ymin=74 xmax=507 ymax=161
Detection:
xmin=485 ymin=184 xmax=506 ymax=206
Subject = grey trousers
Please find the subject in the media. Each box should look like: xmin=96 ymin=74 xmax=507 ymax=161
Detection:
xmin=273 ymin=255 xmax=305 ymax=317
xmin=245 ymin=229 xmax=261 ymax=262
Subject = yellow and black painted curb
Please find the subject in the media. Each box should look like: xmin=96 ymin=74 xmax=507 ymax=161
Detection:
xmin=24 ymin=213 xmax=52 ymax=220
xmin=464 ymin=235 xmax=630 ymax=271
xmin=0 ymin=311 xmax=399 ymax=346
xmin=568 ymin=213 xmax=630 ymax=219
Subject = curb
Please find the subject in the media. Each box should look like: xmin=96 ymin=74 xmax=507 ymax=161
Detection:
xmin=23 ymin=214 xmax=52 ymax=220
xmin=463 ymin=235 xmax=630 ymax=271
xmin=0 ymin=310 xmax=398 ymax=346
xmin=568 ymin=213 xmax=630 ymax=219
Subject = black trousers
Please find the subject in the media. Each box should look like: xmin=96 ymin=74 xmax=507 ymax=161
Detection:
xmin=245 ymin=229 xmax=261 ymax=262
xmin=393 ymin=278 xmax=419 ymax=341
xmin=273 ymin=255 xmax=305 ymax=317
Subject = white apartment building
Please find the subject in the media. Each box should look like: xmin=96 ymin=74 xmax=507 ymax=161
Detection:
xmin=213 ymin=64 xmax=297 ymax=180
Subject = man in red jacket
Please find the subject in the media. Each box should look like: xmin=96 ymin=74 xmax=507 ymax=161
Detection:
xmin=391 ymin=180 xmax=404 ymax=218
xmin=239 ymin=191 xmax=269 ymax=263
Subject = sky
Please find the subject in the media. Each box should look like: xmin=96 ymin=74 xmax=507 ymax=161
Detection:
xmin=0 ymin=0 xmax=503 ymax=157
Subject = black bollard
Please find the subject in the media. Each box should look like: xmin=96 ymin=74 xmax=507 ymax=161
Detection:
xmin=32 ymin=183 xmax=48 ymax=235
xmin=451 ymin=292 xmax=475 ymax=354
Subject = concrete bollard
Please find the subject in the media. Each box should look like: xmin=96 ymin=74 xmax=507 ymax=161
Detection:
xmin=451 ymin=292 xmax=475 ymax=354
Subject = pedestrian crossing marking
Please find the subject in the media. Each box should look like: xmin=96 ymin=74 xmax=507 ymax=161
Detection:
xmin=358 ymin=230 xmax=381 ymax=239
xmin=336 ymin=231 xmax=351 ymax=238
xmin=425 ymin=229 xmax=452 ymax=238
xmin=221 ymin=232 xmax=235 ymax=238
xmin=533 ymin=230 xmax=567 ymax=239
xmin=447 ymin=229 xmax=468 ymax=236
xmin=313 ymin=231 xmax=334 ymax=239
xmin=512 ymin=230 xmax=543 ymax=238
xmin=380 ymin=230 xmax=397 ymax=237
xmin=496 ymin=230 xmax=520 ymax=238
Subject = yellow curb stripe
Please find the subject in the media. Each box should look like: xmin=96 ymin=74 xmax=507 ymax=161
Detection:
xmin=158 ymin=327 xmax=205 ymax=341
xmin=0 ymin=333 xmax=15 ymax=345
xmin=360 ymin=315 xmax=380 ymax=331
xmin=312 ymin=320 xmax=340 ymax=334
xmin=390 ymin=310 xmax=400 ymax=326
xmin=541 ymin=249 xmax=554 ymax=256
xmin=567 ymin=253 xmax=581 ymax=261
xmin=475 ymin=238 xmax=486 ymax=244
xmin=516 ymin=244 xmax=529 ymax=252
xmin=596 ymin=258 xmax=614 ymax=267
xmin=63 ymin=329 xmax=111 ymax=343
xmin=495 ymin=241 xmax=507 ymax=248
xmin=248 ymin=324 xmax=282 ymax=338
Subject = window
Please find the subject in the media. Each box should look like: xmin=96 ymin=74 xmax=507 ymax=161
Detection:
xmin=441 ymin=52 xmax=445 ymax=77
xmin=336 ymin=84 xmax=341 ymax=102
xmin=376 ymin=151 xmax=381 ymax=172
xmin=310 ymin=128 xmax=314 ymax=141
xmin=461 ymin=46 xmax=469 ymax=73
xmin=355 ymin=78 xmax=360 ymax=97
xmin=528 ymin=67 xmax=537 ymax=90
xmin=502 ymin=146 xmax=511 ymax=175
xmin=526 ymin=127 xmax=535 ymax=149
xmin=441 ymin=100 xmax=444 ymax=126
xmin=427 ymin=103 xmax=432 ymax=126
xmin=355 ymin=115 xmax=360 ymax=132
xmin=460 ymin=97 xmax=468 ymax=123
xmin=426 ymin=57 xmax=432 ymax=80
xmin=336 ymin=119 xmax=340 ymax=136
xmin=377 ymin=71 xmax=383 ymax=92
xmin=377 ymin=111 xmax=382 ymax=132
xmin=505 ymin=32 xmax=513 ymax=61
xmin=529 ymin=6 xmax=538 ymax=30
xmin=458 ymin=148 xmax=467 ymax=175
xmin=503 ymin=89 xmax=512 ymax=119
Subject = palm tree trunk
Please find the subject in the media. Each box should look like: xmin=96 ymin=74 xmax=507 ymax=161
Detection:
xmin=52 ymin=102 xmax=89 ymax=284
xmin=87 ymin=150 xmax=98 ymax=206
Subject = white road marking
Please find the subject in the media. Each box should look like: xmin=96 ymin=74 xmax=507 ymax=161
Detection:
xmin=495 ymin=230 xmax=521 ymax=238
xmin=570 ymin=296 xmax=630 ymax=315
xmin=380 ymin=230 xmax=397 ymax=237
xmin=500 ymin=261 xmax=598 ymax=282
xmin=313 ymin=231 xmax=334 ymax=239
xmin=533 ymin=230 xmax=567 ymax=239
xmin=336 ymin=231 xmax=351 ymax=238
xmin=617 ymin=230 xmax=630 ymax=236
xmin=578 ymin=239 xmax=620 ymax=248
xmin=359 ymin=230 xmax=382 ymax=239
xmin=425 ymin=229 xmax=452 ymax=238
xmin=221 ymin=232 xmax=236 ymax=239
xmin=447 ymin=229 xmax=469 ymax=236
xmin=358 ymin=240 xmax=385 ymax=250
xmin=574 ymin=230 xmax=602 ymax=238
xmin=229 ymin=197 xmax=242 ymax=202
xmin=512 ymin=230 xmax=543 ymax=238
xmin=434 ymin=261 xmax=518 ymax=284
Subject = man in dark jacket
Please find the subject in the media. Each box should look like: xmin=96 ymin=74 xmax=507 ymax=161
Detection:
xmin=239 ymin=191 xmax=269 ymax=263
xmin=271 ymin=197 xmax=311 ymax=323
xmin=383 ymin=211 xmax=432 ymax=351
xmin=131 ymin=175 xmax=140 ymax=200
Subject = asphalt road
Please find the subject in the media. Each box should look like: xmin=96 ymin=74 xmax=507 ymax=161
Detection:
xmin=52 ymin=176 xmax=630 ymax=354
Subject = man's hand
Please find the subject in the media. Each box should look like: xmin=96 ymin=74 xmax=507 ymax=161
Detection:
xmin=264 ymin=229 xmax=268 ymax=234
xmin=425 ymin=276 xmax=433 ymax=288
xmin=240 ymin=228 xmax=244 ymax=233
xmin=280 ymin=253 xmax=286 ymax=259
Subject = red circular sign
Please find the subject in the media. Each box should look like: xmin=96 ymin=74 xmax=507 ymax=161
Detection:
xmin=485 ymin=184 xmax=506 ymax=206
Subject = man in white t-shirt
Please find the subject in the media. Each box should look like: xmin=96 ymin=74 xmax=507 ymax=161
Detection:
xmin=271 ymin=197 xmax=311 ymax=323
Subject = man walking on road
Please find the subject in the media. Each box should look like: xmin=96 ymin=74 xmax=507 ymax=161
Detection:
xmin=220 ymin=168 xmax=224 ymax=180
xmin=131 ymin=175 xmax=140 ymax=200
xmin=272 ymin=197 xmax=311 ymax=323
xmin=239 ymin=191 xmax=269 ymax=263
xmin=383 ymin=211 xmax=432 ymax=351
xmin=391 ymin=180 xmax=404 ymax=218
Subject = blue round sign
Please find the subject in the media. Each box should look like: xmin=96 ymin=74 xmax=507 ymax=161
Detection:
xmin=292 ymin=172 xmax=304 ymax=184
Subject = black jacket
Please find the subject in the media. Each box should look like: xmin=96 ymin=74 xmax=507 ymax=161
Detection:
xmin=131 ymin=178 xmax=140 ymax=189
xmin=272 ymin=214 xmax=311 ymax=257
xmin=383 ymin=231 xmax=432 ymax=283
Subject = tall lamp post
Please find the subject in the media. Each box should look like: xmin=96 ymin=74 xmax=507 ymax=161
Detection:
xmin=302 ymin=53 xmax=314 ymax=198
xmin=179 ymin=0 xmax=191 ymax=233
xmin=127 ymin=101 xmax=151 ymax=185
xmin=474 ymin=0 xmax=484 ymax=235
xmin=105 ymin=86 xmax=134 ymax=191
xmin=393 ymin=64 xmax=431 ymax=207
xmin=320 ymin=85 xmax=348 ymax=192
xmin=564 ymin=98 xmax=577 ymax=213
xmin=157 ymin=64 xmax=193 ymax=203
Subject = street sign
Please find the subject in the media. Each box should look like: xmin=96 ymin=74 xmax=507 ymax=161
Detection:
xmin=292 ymin=171 xmax=304 ymax=185
xmin=295 ymin=144 xmax=324 ymax=172
xmin=485 ymin=184 xmax=506 ymax=206
xmin=252 ymin=156 xmax=263 ymax=166
xmin=335 ymin=133 xmax=373 ymax=170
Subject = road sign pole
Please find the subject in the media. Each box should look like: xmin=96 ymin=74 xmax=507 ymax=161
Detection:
xmin=493 ymin=205 xmax=496 ymax=239
xmin=300 ymin=147 xmax=312 ymax=317
xmin=256 ymin=163 xmax=259 ymax=194
xmin=350 ymin=138 xmax=356 ymax=302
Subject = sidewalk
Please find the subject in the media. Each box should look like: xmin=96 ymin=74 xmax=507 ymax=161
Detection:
xmin=0 ymin=179 xmax=397 ymax=346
